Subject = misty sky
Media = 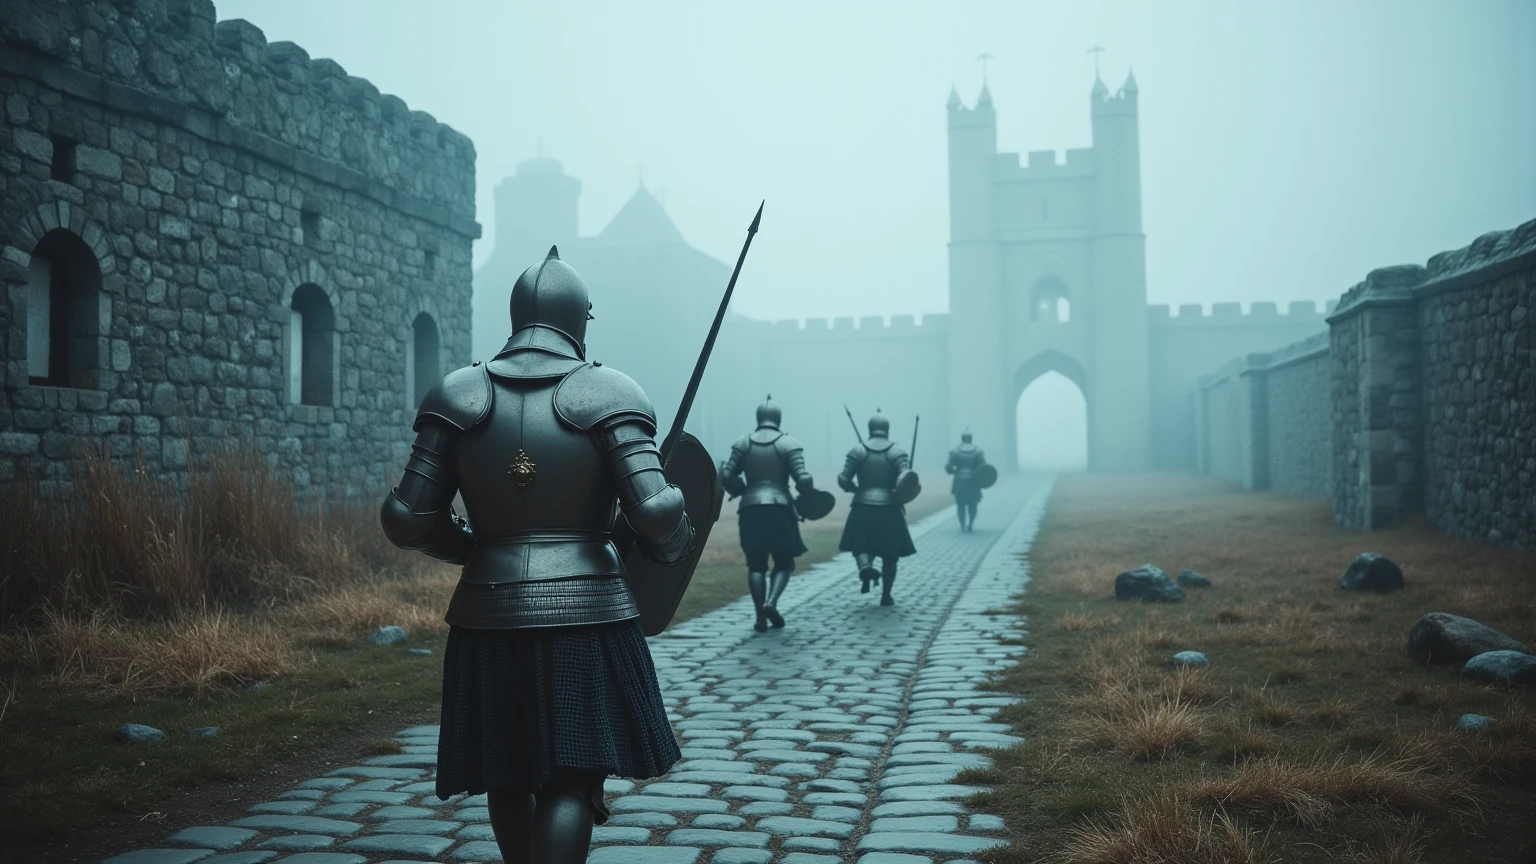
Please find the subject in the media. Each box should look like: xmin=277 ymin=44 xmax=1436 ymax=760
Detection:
xmin=214 ymin=0 xmax=1533 ymax=326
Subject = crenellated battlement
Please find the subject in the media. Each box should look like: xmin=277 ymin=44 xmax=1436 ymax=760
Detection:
xmin=994 ymin=148 xmax=1096 ymax=180
xmin=1148 ymin=299 xmax=1339 ymax=327
xmin=745 ymin=313 xmax=952 ymax=340
xmin=0 ymin=0 xmax=476 ymax=222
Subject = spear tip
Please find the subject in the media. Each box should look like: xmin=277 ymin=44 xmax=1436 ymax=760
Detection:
xmin=749 ymin=200 xmax=764 ymax=233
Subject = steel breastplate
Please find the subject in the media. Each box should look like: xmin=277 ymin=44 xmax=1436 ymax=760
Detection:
xmin=854 ymin=443 xmax=898 ymax=506
xmin=740 ymin=437 xmax=793 ymax=508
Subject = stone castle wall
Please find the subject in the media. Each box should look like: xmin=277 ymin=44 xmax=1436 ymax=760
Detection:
xmin=0 ymin=0 xmax=478 ymax=498
xmin=1195 ymin=217 xmax=1535 ymax=549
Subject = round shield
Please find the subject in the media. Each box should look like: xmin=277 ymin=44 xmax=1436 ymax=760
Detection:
xmin=975 ymin=463 xmax=999 ymax=489
xmin=620 ymin=432 xmax=724 ymax=637
xmin=795 ymin=488 xmax=835 ymax=521
xmin=893 ymin=469 xmax=922 ymax=506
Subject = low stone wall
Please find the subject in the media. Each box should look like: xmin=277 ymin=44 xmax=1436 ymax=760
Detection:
xmin=1194 ymin=216 xmax=1535 ymax=549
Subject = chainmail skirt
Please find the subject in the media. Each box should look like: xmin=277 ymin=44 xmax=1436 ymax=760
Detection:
xmin=839 ymin=503 xmax=917 ymax=559
xmin=738 ymin=505 xmax=808 ymax=559
xmin=434 ymin=619 xmax=680 ymax=821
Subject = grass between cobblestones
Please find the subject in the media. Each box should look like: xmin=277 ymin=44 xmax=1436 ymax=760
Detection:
xmin=0 ymin=442 xmax=950 ymax=849
xmin=961 ymin=474 xmax=1536 ymax=864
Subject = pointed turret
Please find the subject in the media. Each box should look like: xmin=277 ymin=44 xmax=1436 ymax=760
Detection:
xmin=947 ymin=85 xmax=962 ymax=111
xmin=1123 ymin=68 xmax=1138 ymax=95
xmin=1091 ymin=74 xmax=1108 ymax=99
xmin=976 ymin=82 xmax=993 ymax=107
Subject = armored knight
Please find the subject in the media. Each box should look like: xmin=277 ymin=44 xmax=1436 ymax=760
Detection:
xmin=946 ymin=430 xmax=988 ymax=532
xmin=837 ymin=411 xmax=918 ymax=605
xmin=380 ymin=247 xmax=695 ymax=864
xmin=719 ymin=396 xmax=824 ymax=631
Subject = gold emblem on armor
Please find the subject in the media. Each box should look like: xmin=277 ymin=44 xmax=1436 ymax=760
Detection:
xmin=507 ymin=450 xmax=537 ymax=487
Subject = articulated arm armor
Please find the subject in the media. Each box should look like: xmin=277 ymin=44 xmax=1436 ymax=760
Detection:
xmin=786 ymin=446 xmax=816 ymax=494
xmin=597 ymin=420 xmax=696 ymax=565
xmin=380 ymin=397 xmax=478 ymax=564
xmin=838 ymin=445 xmax=862 ymax=493
xmin=719 ymin=439 xmax=748 ymax=498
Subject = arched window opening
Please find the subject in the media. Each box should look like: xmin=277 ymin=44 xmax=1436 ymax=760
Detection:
xmin=27 ymin=228 xmax=102 ymax=388
xmin=1030 ymin=277 xmax=1071 ymax=323
xmin=409 ymin=313 xmax=440 ymax=409
xmin=1016 ymin=371 xmax=1088 ymax=471
xmin=289 ymin=283 xmax=335 ymax=406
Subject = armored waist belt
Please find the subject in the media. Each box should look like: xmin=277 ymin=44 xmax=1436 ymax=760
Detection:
xmin=445 ymin=577 xmax=639 ymax=629
xmin=854 ymin=488 xmax=895 ymax=506
xmin=459 ymin=530 xmax=625 ymax=585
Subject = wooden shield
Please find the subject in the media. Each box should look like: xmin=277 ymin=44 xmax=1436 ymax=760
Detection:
xmin=622 ymin=432 xmax=724 ymax=637
xmin=893 ymin=470 xmax=922 ymax=506
xmin=975 ymin=463 xmax=999 ymax=489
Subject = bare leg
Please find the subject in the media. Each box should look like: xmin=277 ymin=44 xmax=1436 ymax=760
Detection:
xmin=880 ymin=557 xmax=898 ymax=606
xmin=533 ymin=774 xmax=597 ymax=864
xmin=488 ymin=790 xmax=535 ymax=864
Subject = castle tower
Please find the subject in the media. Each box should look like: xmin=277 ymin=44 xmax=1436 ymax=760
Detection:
xmin=1087 ymin=71 xmax=1152 ymax=469
xmin=473 ymin=156 xmax=583 ymax=359
xmin=493 ymin=156 xmax=581 ymax=274
xmin=946 ymin=84 xmax=1008 ymax=455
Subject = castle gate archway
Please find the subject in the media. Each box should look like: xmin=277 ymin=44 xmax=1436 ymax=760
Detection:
xmin=1010 ymin=350 xmax=1092 ymax=471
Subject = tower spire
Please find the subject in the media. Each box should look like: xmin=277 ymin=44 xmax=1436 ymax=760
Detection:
xmin=1089 ymin=45 xmax=1107 ymax=97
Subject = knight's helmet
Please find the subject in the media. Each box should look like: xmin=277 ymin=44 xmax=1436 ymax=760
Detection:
xmin=961 ymin=429 xmax=973 ymax=444
xmin=508 ymin=245 xmax=595 ymax=358
xmin=756 ymin=394 xmax=782 ymax=429
xmin=868 ymin=410 xmax=890 ymax=438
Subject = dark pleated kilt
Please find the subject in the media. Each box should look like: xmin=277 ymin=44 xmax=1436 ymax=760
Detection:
xmin=435 ymin=619 xmax=680 ymax=822
xmin=951 ymin=478 xmax=983 ymax=505
xmin=738 ymin=504 xmax=808 ymax=559
xmin=838 ymin=503 xmax=917 ymax=558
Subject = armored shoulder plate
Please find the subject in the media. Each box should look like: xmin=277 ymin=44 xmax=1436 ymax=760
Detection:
xmin=774 ymin=433 xmax=805 ymax=456
xmin=846 ymin=444 xmax=868 ymax=462
xmin=414 ymin=363 xmax=493 ymax=432
xmin=553 ymin=363 xmax=658 ymax=433
xmin=749 ymin=428 xmax=785 ymax=446
xmin=731 ymin=434 xmax=754 ymax=456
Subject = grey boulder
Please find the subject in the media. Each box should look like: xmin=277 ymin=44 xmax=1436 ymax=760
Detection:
xmin=1115 ymin=565 xmax=1184 ymax=603
xmin=1177 ymin=570 xmax=1212 ymax=589
xmin=1339 ymin=553 xmax=1404 ymax=592
xmin=366 ymin=625 xmax=409 ymax=645
xmin=1408 ymin=612 xmax=1528 ymax=664
xmin=117 ymin=723 xmax=166 ymax=743
xmin=1463 ymin=650 xmax=1536 ymax=685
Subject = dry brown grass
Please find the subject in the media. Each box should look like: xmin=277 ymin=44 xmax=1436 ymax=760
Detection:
xmin=0 ymin=441 xmax=445 ymax=699
xmin=1059 ymin=791 xmax=1273 ymax=864
xmin=973 ymin=474 xmax=1536 ymax=864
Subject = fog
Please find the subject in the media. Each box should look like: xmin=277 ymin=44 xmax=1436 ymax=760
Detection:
xmin=213 ymin=0 xmax=1534 ymax=467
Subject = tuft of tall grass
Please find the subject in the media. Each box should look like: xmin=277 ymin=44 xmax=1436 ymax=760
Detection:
xmin=1059 ymin=791 xmax=1273 ymax=864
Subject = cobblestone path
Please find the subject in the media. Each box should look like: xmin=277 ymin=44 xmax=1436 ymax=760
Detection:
xmin=102 ymin=476 xmax=1052 ymax=864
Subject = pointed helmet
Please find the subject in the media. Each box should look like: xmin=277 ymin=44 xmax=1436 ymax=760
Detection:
xmin=961 ymin=428 xmax=973 ymax=444
xmin=868 ymin=410 xmax=890 ymax=438
xmin=756 ymin=394 xmax=781 ymax=429
xmin=509 ymin=245 xmax=594 ymax=357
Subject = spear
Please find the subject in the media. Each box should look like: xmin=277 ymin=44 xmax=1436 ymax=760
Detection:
xmin=910 ymin=415 xmax=920 ymax=464
xmin=842 ymin=404 xmax=865 ymax=445
xmin=658 ymin=201 xmax=763 ymax=461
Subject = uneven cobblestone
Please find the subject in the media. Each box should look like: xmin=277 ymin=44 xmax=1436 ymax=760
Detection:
xmin=101 ymin=478 xmax=1048 ymax=862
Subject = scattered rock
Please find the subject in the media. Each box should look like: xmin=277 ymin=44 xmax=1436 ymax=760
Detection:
xmin=1463 ymin=650 xmax=1536 ymax=685
xmin=366 ymin=625 xmax=409 ymax=646
xmin=1408 ymin=612 xmax=1529 ymax=663
xmin=407 ymin=648 xmax=433 ymax=657
xmin=1457 ymin=714 xmax=1497 ymax=731
xmin=117 ymin=723 xmax=166 ymax=744
xmin=250 ymin=681 xmax=271 ymax=693
xmin=189 ymin=726 xmax=220 ymax=739
xmin=1177 ymin=570 xmax=1212 ymax=589
xmin=1171 ymin=651 xmax=1208 ymax=668
xmin=1339 ymin=553 xmax=1403 ymax=592
xmin=1114 ymin=565 xmax=1184 ymax=603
